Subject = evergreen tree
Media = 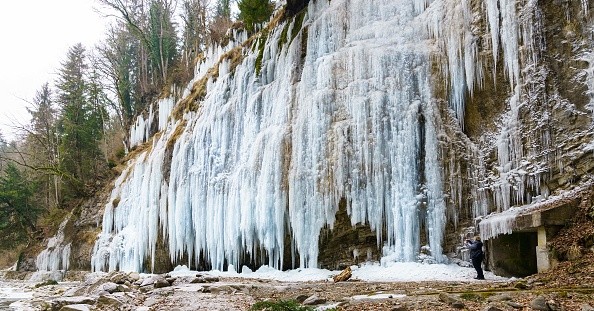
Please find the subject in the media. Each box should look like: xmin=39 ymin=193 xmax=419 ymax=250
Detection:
xmin=0 ymin=163 xmax=40 ymax=247
xmin=148 ymin=0 xmax=178 ymax=84
xmin=96 ymin=25 xmax=137 ymax=130
xmin=55 ymin=44 xmax=107 ymax=197
xmin=0 ymin=132 xmax=7 ymax=172
xmin=238 ymin=0 xmax=273 ymax=33
xmin=28 ymin=84 xmax=55 ymax=137
xmin=86 ymin=67 xmax=110 ymax=162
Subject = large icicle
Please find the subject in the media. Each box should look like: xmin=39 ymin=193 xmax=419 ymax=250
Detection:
xmin=92 ymin=126 xmax=169 ymax=272
xmin=93 ymin=0 xmax=461 ymax=272
xmin=36 ymin=216 xmax=72 ymax=272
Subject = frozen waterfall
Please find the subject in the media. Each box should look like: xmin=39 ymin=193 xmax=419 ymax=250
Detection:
xmin=36 ymin=217 xmax=71 ymax=272
xmin=91 ymin=0 xmax=528 ymax=272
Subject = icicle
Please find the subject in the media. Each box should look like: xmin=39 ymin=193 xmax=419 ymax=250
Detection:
xmin=485 ymin=0 xmax=500 ymax=73
xmin=158 ymin=98 xmax=174 ymax=131
xmin=580 ymin=40 xmax=594 ymax=114
xmin=36 ymin=217 xmax=72 ymax=272
xmin=129 ymin=115 xmax=146 ymax=147
xmin=146 ymin=104 xmax=154 ymax=141
xmin=478 ymin=209 xmax=517 ymax=241
xmin=499 ymin=0 xmax=521 ymax=89
xmin=420 ymin=0 xmax=483 ymax=127
xmin=93 ymin=0 xmax=466 ymax=273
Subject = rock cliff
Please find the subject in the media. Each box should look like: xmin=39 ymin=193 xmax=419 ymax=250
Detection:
xmin=30 ymin=0 xmax=594 ymax=275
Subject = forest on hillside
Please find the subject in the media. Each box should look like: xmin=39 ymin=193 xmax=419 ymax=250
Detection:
xmin=0 ymin=0 xmax=277 ymax=264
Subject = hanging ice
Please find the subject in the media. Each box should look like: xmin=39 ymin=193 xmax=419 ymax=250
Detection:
xmin=36 ymin=217 xmax=72 ymax=272
xmin=91 ymin=0 xmax=550 ymax=272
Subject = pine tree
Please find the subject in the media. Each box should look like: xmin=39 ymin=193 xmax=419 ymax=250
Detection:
xmin=148 ymin=0 xmax=177 ymax=84
xmin=55 ymin=44 xmax=107 ymax=198
xmin=238 ymin=0 xmax=274 ymax=34
xmin=96 ymin=25 xmax=137 ymax=129
xmin=0 ymin=163 xmax=40 ymax=247
xmin=86 ymin=67 xmax=110 ymax=162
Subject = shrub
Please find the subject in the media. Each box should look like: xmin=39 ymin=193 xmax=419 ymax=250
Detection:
xmin=35 ymin=280 xmax=58 ymax=288
xmin=459 ymin=292 xmax=484 ymax=302
xmin=250 ymin=299 xmax=314 ymax=311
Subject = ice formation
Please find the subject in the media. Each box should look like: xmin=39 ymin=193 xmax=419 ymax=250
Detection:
xmin=36 ymin=217 xmax=71 ymax=271
xmin=92 ymin=0 xmax=537 ymax=272
xmin=129 ymin=114 xmax=149 ymax=148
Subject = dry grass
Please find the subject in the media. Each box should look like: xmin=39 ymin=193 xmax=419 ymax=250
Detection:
xmin=166 ymin=120 xmax=188 ymax=150
xmin=167 ymin=2 xmax=302 ymax=126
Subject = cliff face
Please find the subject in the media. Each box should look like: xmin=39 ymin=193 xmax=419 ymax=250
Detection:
xmin=34 ymin=0 xmax=594 ymax=274
xmin=464 ymin=0 xmax=594 ymax=231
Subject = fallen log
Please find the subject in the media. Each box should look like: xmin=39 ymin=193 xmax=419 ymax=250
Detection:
xmin=333 ymin=266 xmax=352 ymax=282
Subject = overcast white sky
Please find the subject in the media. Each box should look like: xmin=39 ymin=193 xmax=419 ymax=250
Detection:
xmin=0 ymin=0 xmax=107 ymax=141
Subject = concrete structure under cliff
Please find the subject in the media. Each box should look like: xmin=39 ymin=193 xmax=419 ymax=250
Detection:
xmin=479 ymin=185 xmax=591 ymax=277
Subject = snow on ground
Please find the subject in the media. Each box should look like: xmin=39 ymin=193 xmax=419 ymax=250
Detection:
xmin=0 ymin=282 xmax=33 ymax=310
xmin=0 ymin=283 xmax=32 ymax=300
xmin=0 ymin=261 xmax=511 ymax=309
xmin=168 ymin=261 xmax=510 ymax=283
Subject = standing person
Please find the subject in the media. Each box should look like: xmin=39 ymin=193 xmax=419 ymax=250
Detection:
xmin=466 ymin=236 xmax=485 ymax=280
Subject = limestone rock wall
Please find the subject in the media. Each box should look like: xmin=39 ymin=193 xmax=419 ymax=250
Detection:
xmin=440 ymin=0 xmax=594 ymax=256
xmin=97 ymin=0 xmax=594 ymax=272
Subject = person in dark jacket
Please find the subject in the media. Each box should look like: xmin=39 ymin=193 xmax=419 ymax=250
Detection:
xmin=465 ymin=236 xmax=485 ymax=280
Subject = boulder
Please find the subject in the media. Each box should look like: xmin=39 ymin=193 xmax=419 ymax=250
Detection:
xmin=50 ymin=297 xmax=96 ymax=311
xmin=154 ymin=277 xmax=171 ymax=288
xmin=487 ymin=293 xmax=513 ymax=302
xmin=505 ymin=301 xmax=524 ymax=309
xmin=140 ymin=277 xmax=155 ymax=287
xmin=166 ymin=277 xmax=176 ymax=284
xmin=546 ymin=299 xmax=562 ymax=311
xmin=438 ymin=293 xmax=465 ymax=309
xmin=128 ymin=272 xmax=141 ymax=282
xmin=295 ymin=294 xmax=309 ymax=303
xmin=302 ymin=294 xmax=326 ymax=305
xmin=101 ymin=282 xmax=118 ymax=293
xmin=191 ymin=275 xmax=220 ymax=283
xmin=59 ymin=304 xmax=91 ymax=311
xmin=530 ymin=296 xmax=549 ymax=311
xmin=97 ymin=295 xmax=123 ymax=309
xmin=109 ymin=272 xmax=128 ymax=284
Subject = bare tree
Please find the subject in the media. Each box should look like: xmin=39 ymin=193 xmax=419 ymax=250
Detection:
xmin=25 ymin=83 xmax=61 ymax=207
xmin=180 ymin=0 xmax=210 ymax=71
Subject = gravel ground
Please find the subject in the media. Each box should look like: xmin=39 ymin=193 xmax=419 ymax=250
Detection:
xmin=2 ymin=271 xmax=594 ymax=311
